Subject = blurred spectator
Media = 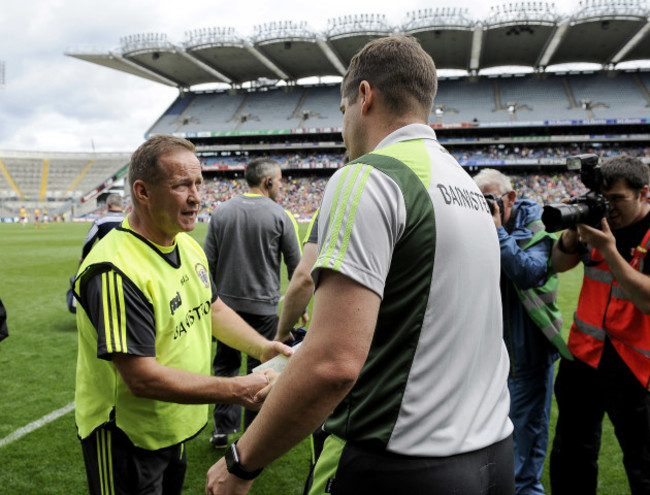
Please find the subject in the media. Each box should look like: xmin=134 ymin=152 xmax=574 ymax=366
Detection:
xmin=79 ymin=194 xmax=126 ymax=263
xmin=0 ymin=297 xmax=8 ymax=345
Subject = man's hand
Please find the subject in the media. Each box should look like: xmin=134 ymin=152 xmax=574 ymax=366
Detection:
xmin=234 ymin=372 xmax=271 ymax=411
xmin=206 ymin=458 xmax=253 ymax=495
xmin=576 ymin=218 xmax=616 ymax=256
xmin=491 ymin=200 xmax=502 ymax=228
xmin=253 ymin=370 xmax=279 ymax=403
xmin=259 ymin=340 xmax=293 ymax=364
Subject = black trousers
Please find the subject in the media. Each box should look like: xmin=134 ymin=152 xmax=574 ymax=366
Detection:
xmin=212 ymin=312 xmax=278 ymax=434
xmin=550 ymin=339 xmax=650 ymax=495
xmin=313 ymin=434 xmax=515 ymax=495
xmin=80 ymin=423 xmax=186 ymax=495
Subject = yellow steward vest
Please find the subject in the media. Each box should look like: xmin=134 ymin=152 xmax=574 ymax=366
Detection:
xmin=74 ymin=219 xmax=213 ymax=449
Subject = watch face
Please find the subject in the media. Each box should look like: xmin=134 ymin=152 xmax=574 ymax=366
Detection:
xmin=225 ymin=443 xmax=236 ymax=471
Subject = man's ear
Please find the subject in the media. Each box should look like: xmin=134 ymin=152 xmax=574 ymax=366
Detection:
xmin=506 ymin=189 xmax=517 ymax=205
xmin=132 ymin=180 xmax=149 ymax=204
xmin=359 ymin=81 xmax=374 ymax=115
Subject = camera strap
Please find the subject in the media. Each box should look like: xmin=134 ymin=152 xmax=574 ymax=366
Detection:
xmin=631 ymin=228 xmax=650 ymax=271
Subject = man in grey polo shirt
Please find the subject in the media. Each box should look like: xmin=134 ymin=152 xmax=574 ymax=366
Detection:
xmin=203 ymin=158 xmax=301 ymax=448
xmin=206 ymin=35 xmax=514 ymax=495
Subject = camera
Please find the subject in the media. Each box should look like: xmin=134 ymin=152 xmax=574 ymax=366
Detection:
xmin=541 ymin=154 xmax=610 ymax=232
xmin=483 ymin=193 xmax=504 ymax=217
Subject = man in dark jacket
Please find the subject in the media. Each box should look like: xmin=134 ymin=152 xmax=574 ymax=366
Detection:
xmin=79 ymin=193 xmax=126 ymax=263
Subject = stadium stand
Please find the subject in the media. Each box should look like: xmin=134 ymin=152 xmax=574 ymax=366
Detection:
xmin=298 ymin=85 xmax=342 ymax=128
xmin=2 ymin=1 xmax=645 ymax=222
xmin=0 ymin=151 xmax=129 ymax=220
xmin=569 ymin=72 xmax=646 ymax=119
xmin=236 ymin=87 xmax=304 ymax=131
xmin=434 ymin=77 xmax=503 ymax=123
xmin=146 ymin=71 xmax=650 ymax=135
xmin=495 ymin=75 xmax=579 ymax=121
xmin=147 ymin=95 xmax=198 ymax=134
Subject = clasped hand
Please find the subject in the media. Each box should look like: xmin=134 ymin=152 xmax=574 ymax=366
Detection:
xmin=576 ymin=217 xmax=616 ymax=255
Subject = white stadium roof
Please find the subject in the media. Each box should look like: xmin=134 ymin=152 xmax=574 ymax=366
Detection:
xmin=65 ymin=0 xmax=650 ymax=89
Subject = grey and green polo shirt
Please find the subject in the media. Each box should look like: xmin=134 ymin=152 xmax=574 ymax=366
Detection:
xmin=314 ymin=123 xmax=513 ymax=457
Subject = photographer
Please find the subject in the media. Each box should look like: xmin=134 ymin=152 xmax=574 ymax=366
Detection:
xmin=549 ymin=155 xmax=650 ymax=494
xmin=475 ymin=169 xmax=566 ymax=495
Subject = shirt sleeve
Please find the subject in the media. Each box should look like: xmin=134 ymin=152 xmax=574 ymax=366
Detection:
xmin=203 ymin=214 xmax=220 ymax=283
xmin=497 ymin=227 xmax=552 ymax=290
xmin=314 ymin=164 xmax=406 ymax=298
xmin=305 ymin=209 xmax=319 ymax=245
xmin=210 ymin=272 xmax=218 ymax=303
xmin=81 ymin=222 xmax=100 ymax=259
xmin=81 ymin=269 xmax=157 ymax=360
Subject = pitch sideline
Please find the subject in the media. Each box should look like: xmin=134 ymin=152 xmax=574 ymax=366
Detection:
xmin=0 ymin=402 xmax=74 ymax=449
xmin=0 ymin=295 xmax=290 ymax=449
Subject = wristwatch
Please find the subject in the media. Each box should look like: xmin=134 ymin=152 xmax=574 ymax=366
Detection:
xmin=225 ymin=440 xmax=264 ymax=480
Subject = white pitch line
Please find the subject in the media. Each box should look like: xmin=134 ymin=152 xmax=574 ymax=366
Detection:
xmin=0 ymin=402 xmax=74 ymax=448
xmin=0 ymin=292 xmax=287 ymax=450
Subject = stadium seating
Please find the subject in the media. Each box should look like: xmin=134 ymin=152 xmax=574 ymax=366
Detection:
xmin=434 ymin=77 xmax=504 ymax=123
xmin=236 ymin=87 xmax=304 ymax=131
xmin=0 ymin=152 xmax=129 ymax=218
xmin=495 ymin=75 xmax=581 ymax=122
xmin=1 ymin=157 xmax=43 ymax=201
xmin=569 ymin=72 xmax=648 ymax=120
xmin=188 ymin=92 xmax=247 ymax=132
xmin=3 ymin=70 xmax=650 ymax=222
xmin=146 ymin=72 xmax=650 ymax=134
xmin=299 ymin=85 xmax=342 ymax=128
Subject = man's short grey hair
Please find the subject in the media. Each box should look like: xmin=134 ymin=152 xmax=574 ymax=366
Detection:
xmin=105 ymin=193 xmax=123 ymax=209
xmin=129 ymin=134 xmax=196 ymax=189
xmin=245 ymin=158 xmax=280 ymax=187
xmin=473 ymin=168 xmax=513 ymax=194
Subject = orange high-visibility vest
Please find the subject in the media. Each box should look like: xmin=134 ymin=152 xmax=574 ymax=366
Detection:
xmin=568 ymin=228 xmax=650 ymax=389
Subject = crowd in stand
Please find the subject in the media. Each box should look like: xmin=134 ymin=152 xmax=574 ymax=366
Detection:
xmin=199 ymin=175 xmax=326 ymax=222
xmin=195 ymin=143 xmax=649 ymax=221
xmin=199 ymin=145 xmax=650 ymax=170
xmin=78 ymin=169 xmax=591 ymax=224
xmin=202 ymin=152 xmax=346 ymax=170
xmin=196 ymin=171 xmax=590 ymax=222
xmin=82 ymin=143 xmax=619 ymax=222
xmin=450 ymin=144 xmax=650 ymax=162
xmin=510 ymin=173 xmax=587 ymax=204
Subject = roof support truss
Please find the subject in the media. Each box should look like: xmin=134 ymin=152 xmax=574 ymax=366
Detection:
xmin=610 ymin=20 xmax=650 ymax=65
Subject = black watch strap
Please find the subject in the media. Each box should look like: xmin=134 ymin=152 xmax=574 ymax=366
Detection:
xmin=225 ymin=441 xmax=264 ymax=480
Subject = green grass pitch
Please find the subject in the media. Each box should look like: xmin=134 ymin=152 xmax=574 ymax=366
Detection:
xmin=0 ymin=221 xmax=629 ymax=493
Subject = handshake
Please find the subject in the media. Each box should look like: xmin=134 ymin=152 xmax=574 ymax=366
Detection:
xmin=244 ymin=327 xmax=306 ymax=410
xmin=255 ymin=328 xmax=306 ymax=373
